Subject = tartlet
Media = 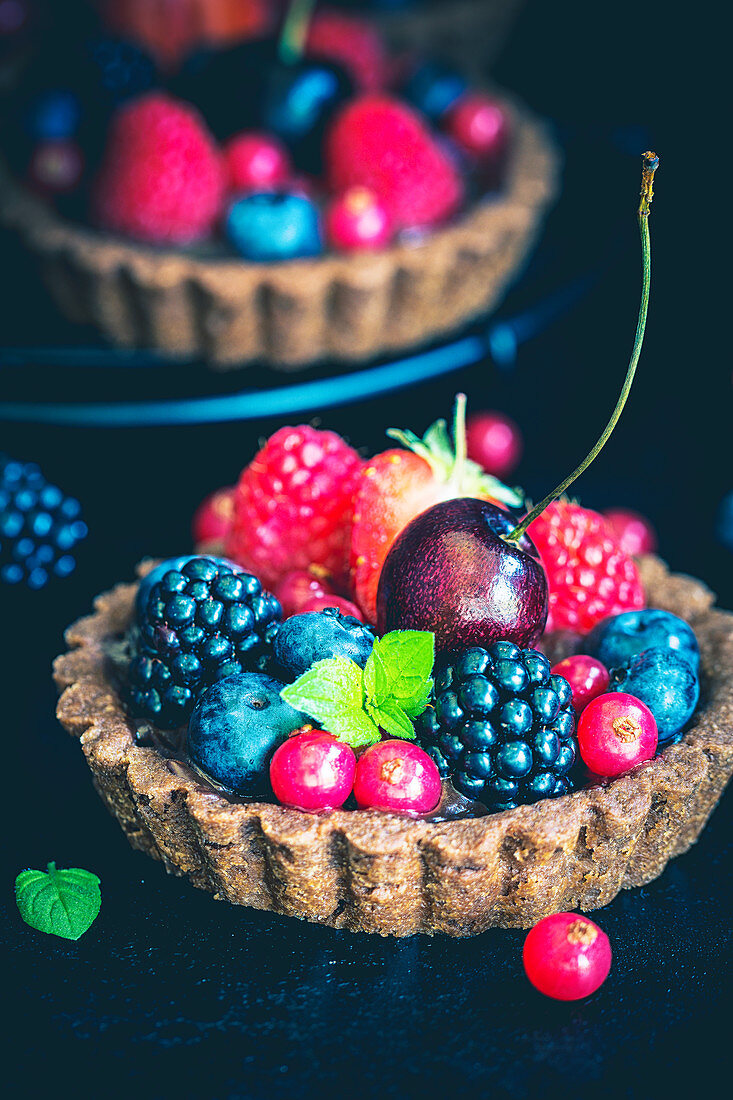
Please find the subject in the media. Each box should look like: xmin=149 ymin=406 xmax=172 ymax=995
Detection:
xmin=0 ymin=92 xmax=559 ymax=368
xmin=53 ymin=555 xmax=733 ymax=937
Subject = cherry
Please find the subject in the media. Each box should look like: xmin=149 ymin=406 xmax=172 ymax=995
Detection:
xmin=445 ymin=94 xmax=509 ymax=160
xmin=466 ymin=410 xmax=523 ymax=480
xmin=274 ymin=569 xmax=334 ymax=618
xmin=551 ymin=655 xmax=610 ymax=714
xmin=523 ymin=912 xmax=612 ymax=1000
xmin=28 ymin=141 xmax=84 ymax=194
xmin=326 ymin=186 xmax=392 ymax=252
xmin=299 ymin=593 xmax=364 ymax=620
xmin=224 ymin=132 xmax=292 ymax=193
xmin=192 ymin=486 xmax=235 ymax=549
xmin=603 ymin=508 xmax=657 ymax=556
xmin=353 ymin=740 xmax=442 ymax=814
xmin=270 ymin=729 xmax=356 ymax=812
xmin=577 ymin=692 xmax=658 ymax=777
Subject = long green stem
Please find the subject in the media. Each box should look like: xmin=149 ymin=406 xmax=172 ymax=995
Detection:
xmin=506 ymin=151 xmax=659 ymax=544
xmin=279 ymin=0 xmax=318 ymax=65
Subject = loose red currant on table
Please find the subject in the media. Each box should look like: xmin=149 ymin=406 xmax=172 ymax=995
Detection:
xmin=551 ymin=655 xmax=610 ymax=715
xmin=577 ymin=692 xmax=658 ymax=777
xmin=299 ymin=593 xmax=365 ymax=620
xmin=445 ymin=94 xmax=509 ymax=160
xmin=523 ymin=912 xmax=612 ymax=1000
xmin=466 ymin=410 xmax=523 ymax=480
xmin=270 ymin=729 xmax=356 ymax=812
xmin=353 ymin=741 xmax=442 ymax=814
xmin=274 ymin=569 xmax=335 ymax=618
xmin=192 ymin=486 xmax=235 ymax=549
xmin=326 ymin=186 xmax=392 ymax=252
xmin=603 ymin=508 xmax=657 ymax=557
xmin=224 ymin=132 xmax=291 ymax=192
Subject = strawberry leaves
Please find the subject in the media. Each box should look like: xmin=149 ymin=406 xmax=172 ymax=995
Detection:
xmin=281 ymin=630 xmax=435 ymax=748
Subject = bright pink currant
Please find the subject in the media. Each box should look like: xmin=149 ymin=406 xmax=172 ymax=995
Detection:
xmin=353 ymin=740 xmax=442 ymax=814
xmin=300 ymin=593 xmax=364 ymax=620
xmin=274 ymin=570 xmax=335 ymax=618
xmin=192 ymin=486 xmax=235 ymax=549
xmin=445 ymin=94 xmax=509 ymax=160
xmin=326 ymin=186 xmax=392 ymax=252
xmin=466 ymin=410 xmax=523 ymax=480
xmin=270 ymin=729 xmax=356 ymax=812
xmin=29 ymin=140 xmax=84 ymax=194
xmin=523 ymin=912 xmax=612 ymax=1000
xmin=603 ymin=508 xmax=657 ymax=556
xmin=224 ymin=132 xmax=291 ymax=192
xmin=577 ymin=691 xmax=658 ymax=777
xmin=551 ymin=655 xmax=610 ymax=714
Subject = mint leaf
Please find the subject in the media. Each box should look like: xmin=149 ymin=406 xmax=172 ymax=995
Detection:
xmin=399 ymin=679 xmax=434 ymax=719
xmin=281 ymin=658 xmax=381 ymax=748
xmin=373 ymin=631 xmax=434 ymax=712
xmin=368 ymin=699 xmax=416 ymax=740
xmin=15 ymin=862 xmax=101 ymax=941
xmin=363 ymin=645 xmax=390 ymax=708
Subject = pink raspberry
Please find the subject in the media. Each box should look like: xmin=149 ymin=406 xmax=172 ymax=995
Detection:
xmin=225 ymin=425 xmax=363 ymax=590
xmin=93 ymin=93 xmax=224 ymax=244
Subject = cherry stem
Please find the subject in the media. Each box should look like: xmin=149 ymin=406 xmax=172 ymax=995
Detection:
xmin=279 ymin=0 xmax=317 ymax=65
xmin=506 ymin=151 xmax=659 ymax=544
xmin=453 ymin=393 xmax=468 ymax=483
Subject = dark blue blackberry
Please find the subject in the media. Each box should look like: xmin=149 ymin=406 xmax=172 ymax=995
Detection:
xmin=415 ymin=642 xmax=578 ymax=812
xmin=127 ymin=556 xmax=281 ymax=729
xmin=0 ymin=455 xmax=87 ymax=589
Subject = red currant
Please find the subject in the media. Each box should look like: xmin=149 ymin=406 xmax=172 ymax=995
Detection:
xmin=445 ymin=94 xmax=509 ymax=160
xmin=300 ymin=593 xmax=365 ymax=620
xmin=274 ymin=570 xmax=335 ymax=618
xmin=603 ymin=508 xmax=657 ymax=556
xmin=551 ymin=655 xmax=610 ymax=714
xmin=577 ymin=692 xmax=658 ymax=777
xmin=353 ymin=740 xmax=442 ymax=814
xmin=224 ymin=132 xmax=291 ymax=192
xmin=270 ymin=729 xmax=356 ymax=812
xmin=326 ymin=186 xmax=392 ymax=252
xmin=523 ymin=912 xmax=612 ymax=1000
xmin=28 ymin=140 xmax=84 ymax=194
xmin=466 ymin=410 xmax=523 ymax=479
xmin=192 ymin=486 xmax=235 ymax=549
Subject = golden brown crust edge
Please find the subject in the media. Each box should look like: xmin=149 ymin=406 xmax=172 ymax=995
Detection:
xmin=52 ymin=555 xmax=733 ymax=937
xmin=0 ymin=92 xmax=559 ymax=368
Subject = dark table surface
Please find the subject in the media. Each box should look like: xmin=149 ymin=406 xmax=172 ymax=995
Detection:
xmin=2 ymin=2 xmax=731 ymax=1097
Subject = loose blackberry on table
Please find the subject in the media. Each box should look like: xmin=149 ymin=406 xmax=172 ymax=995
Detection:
xmin=127 ymin=556 xmax=281 ymax=730
xmin=416 ymin=641 xmax=578 ymax=812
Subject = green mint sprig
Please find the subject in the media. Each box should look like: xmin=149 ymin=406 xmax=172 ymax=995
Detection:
xmin=281 ymin=630 xmax=435 ymax=748
xmin=15 ymin=862 xmax=101 ymax=941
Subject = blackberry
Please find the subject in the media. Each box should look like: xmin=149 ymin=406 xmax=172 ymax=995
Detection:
xmin=127 ymin=556 xmax=281 ymax=729
xmin=0 ymin=455 xmax=87 ymax=588
xmin=415 ymin=641 xmax=578 ymax=812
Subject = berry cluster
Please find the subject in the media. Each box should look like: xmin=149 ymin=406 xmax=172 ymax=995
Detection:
xmin=128 ymin=556 xmax=281 ymax=729
xmin=0 ymin=455 xmax=87 ymax=588
xmin=416 ymin=642 xmax=578 ymax=811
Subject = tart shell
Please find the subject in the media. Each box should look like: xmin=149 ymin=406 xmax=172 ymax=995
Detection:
xmin=52 ymin=556 xmax=733 ymax=937
xmin=0 ymin=93 xmax=559 ymax=369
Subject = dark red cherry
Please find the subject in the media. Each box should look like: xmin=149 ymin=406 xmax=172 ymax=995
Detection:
xmin=376 ymin=497 xmax=548 ymax=656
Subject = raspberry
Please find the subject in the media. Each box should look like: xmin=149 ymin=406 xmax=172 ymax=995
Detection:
xmin=93 ymin=92 xmax=224 ymax=244
xmin=306 ymin=11 xmax=387 ymax=92
xmin=326 ymin=94 xmax=464 ymax=231
xmin=225 ymin=426 xmax=363 ymax=591
xmin=528 ymin=501 xmax=645 ymax=634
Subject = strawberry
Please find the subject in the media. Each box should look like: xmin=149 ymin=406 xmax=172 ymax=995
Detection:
xmin=224 ymin=425 xmax=363 ymax=591
xmin=528 ymin=500 xmax=646 ymax=634
xmin=326 ymin=94 xmax=464 ymax=231
xmin=306 ymin=10 xmax=388 ymax=92
xmin=350 ymin=396 xmax=523 ymax=624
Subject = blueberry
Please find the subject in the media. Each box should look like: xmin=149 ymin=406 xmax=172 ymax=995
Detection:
xmin=273 ymin=607 xmax=375 ymax=679
xmin=187 ymin=673 xmax=307 ymax=794
xmin=226 ymin=192 xmax=323 ymax=262
xmin=610 ymin=647 xmax=700 ymax=742
xmin=588 ymin=609 xmax=699 ymax=673
xmin=262 ymin=59 xmax=353 ymax=173
xmin=402 ymin=61 xmax=468 ymax=120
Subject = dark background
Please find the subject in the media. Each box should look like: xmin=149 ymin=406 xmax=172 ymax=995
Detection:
xmin=2 ymin=1 xmax=730 ymax=1097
